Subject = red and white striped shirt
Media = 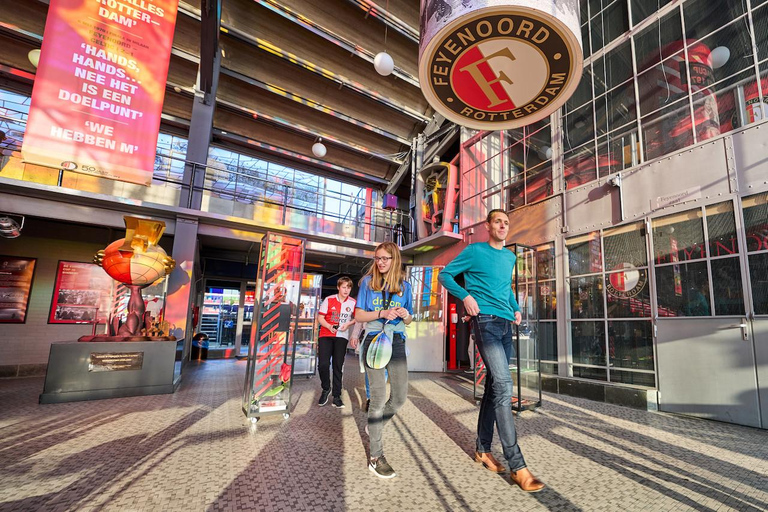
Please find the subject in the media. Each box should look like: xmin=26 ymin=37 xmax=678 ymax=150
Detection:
xmin=318 ymin=294 xmax=356 ymax=339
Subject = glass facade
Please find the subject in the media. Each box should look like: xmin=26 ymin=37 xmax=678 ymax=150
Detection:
xmin=0 ymin=88 xmax=368 ymax=231
xmin=537 ymin=243 xmax=558 ymax=375
xmin=567 ymin=222 xmax=655 ymax=386
xmin=461 ymin=0 xmax=768 ymax=226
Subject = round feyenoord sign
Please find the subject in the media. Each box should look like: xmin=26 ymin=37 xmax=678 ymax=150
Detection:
xmin=606 ymin=263 xmax=648 ymax=299
xmin=419 ymin=0 xmax=582 ymax=130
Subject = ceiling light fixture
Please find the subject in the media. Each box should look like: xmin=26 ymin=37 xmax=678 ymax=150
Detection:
xmin=312 ymin=137 xmax=327 ymax=158
xmin=28 ymin=49 xmax=41 ymax=68
xmin=374 ymin=0 xmax=394 ymax=76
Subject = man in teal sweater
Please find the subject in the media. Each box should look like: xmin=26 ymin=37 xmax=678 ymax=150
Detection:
xmin=438 ymin=208 xmax=545 ymax=493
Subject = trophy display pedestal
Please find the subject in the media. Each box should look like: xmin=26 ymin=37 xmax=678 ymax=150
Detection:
xmin=40 ymin=340 xmax=177 ymax=404
xmin=78 ymin=335 xmax=177 ymax=342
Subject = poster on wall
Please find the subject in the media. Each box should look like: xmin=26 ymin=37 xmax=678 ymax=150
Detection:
xmin=49 ymin=261 xmax=113 ymax=324
xmin=0 ymin=256 xmax=37 ymax=323
xmin=21 ymin=0 xmax=179 ymax=185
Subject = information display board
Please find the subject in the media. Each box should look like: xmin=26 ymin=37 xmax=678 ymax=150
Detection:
xmin=0 ymin=256 xmax=37 ymax=323
xmin=49 ymin=261 xmax=113 ymax=324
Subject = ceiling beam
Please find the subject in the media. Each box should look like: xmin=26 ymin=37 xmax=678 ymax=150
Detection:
xmin=254 ymin=0 xmax=419 ymax=86
xmin=178 ymin=1 xmax=429 ymax=123
xmin=345 ymin=0 xmax=419 ymax=43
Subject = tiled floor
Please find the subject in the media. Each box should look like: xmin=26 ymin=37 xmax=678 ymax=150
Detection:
xmin=1 ymin=357 xmax=766 ymax=511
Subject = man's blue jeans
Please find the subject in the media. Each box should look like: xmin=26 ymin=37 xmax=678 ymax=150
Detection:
xmin=471 ymin=314 xmax=527 ymax=472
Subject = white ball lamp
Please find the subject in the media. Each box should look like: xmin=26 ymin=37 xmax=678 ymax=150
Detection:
xmin=374 ymin=51 xmax=394 ymax=77
xmin=710 ymin=46 xmax=730 ymax=70
xmin=28 ymin=49 xmax=41 ymax=68
xmin=312 ymin=138 xmax=327 ymax=158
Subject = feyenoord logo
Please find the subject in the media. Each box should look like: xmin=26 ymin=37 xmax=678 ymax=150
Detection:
xmin=606 ymin=263 xmax=648 ymax=299
xmin=420 ymin=7 xmax=582 ymax=130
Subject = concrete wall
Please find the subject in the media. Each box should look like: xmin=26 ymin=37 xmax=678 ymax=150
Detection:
xmin=0 ymin=236 xmax=104 ymax=375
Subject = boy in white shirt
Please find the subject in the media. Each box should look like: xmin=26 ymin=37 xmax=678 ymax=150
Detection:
xmin=316 ymin=276 xmax=356 ymax=408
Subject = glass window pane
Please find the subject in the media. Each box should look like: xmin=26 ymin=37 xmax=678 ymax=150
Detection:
xmin=606 ymin=269 xmax=651 ymax=318
xmin=742 ymin=192 xmax=768 ymax=252
xmin=641 ymin=98 xmax=694 ymax=160
xmin=568 ymin=231 xmax=603 ymax=275
xmin=655 ymin=261 xmax=711 ymax=316
xmin=631 ymin=0 xmax=673 ymax=27
xmin=564 ymin=103 xmax=595 ymax=150
xmin=608 ymin=320 xmax=654 ymax=370
xmin=748 ymin=253 xmax=768 ymax=314
xmin=541 ymin=362 xmax=559 ymax=375
xmin=755 ymin=4 xmax=768 ymax=62
xmin=706 ymin=201 xmax=739 ymax=256
xmin=567 ymin=67 xmax=595 ymax=111
xmin=604 ymin=222 xmax=648 ymax=269
xmin=538 ymin=281 xmax=557 ymax=320
xmin=595 ymin=82 xmax=637 ymax=136
xmin=652 ymin=209 xmax=706 ymax=264
xmin=634 ymin=9 xmax=683 ymax=74
xmin=611 ymin=369 xmax=656 ymax=386
xmin=596 ymin=129 xmax=639 ymax=176
xmin=571 ymin=320 xmax=606 ymax=366
xmin=536 ymin=243 xmax=556 ymax=279
xmin=570 ymin=275 xmax=605 ymax=318
xmin=684 ymin=0 xmax=746 ymax=42
xmin=564 ymin=145 xmax=597 ymax=189
xmin=540 ymin=321 xmax=558 ymax=362
xmin=573 ymin=366 xmax=608 ymax=381
xmin=525 ymin=164 xmax=553 ymax=204
xmin=594 ymin=41 xmax=634 ymax=95
xmin=591 ymin=0 xmax=629 ymax=53
xmin=581 ymin=22 xmax=591 ymax=59
xmin=711 ymin=257 xmax=745 ymax=315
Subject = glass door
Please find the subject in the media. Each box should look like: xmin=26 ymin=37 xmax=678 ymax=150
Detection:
xmin=740 ymin=192 xmax=768 ymax=429
xmin=239 ymin=284 xmax=256 ymax=357
xmin=201 ymin=285 xmax=241 ymax=351
xmin=652 ymin=200 xmax=760 ymax=428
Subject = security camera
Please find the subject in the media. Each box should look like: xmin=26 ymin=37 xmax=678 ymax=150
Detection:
xmin=0 ymin=214 xmax=24 ymax=238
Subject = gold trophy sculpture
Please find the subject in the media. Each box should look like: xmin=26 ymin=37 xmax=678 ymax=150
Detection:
xmin=79 ymin=216 xmax=176 ymax=342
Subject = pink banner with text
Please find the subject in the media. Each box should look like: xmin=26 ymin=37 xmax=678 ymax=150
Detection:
xmin=21 ymin=0 xmax=179 ymax=185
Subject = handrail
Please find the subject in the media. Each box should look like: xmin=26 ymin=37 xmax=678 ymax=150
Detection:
xmin=0 ymin=103 xmax=412 ymax=243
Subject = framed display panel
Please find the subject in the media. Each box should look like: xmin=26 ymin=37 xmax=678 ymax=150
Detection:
xmin=49 ymin=261 xmax=113 ymax=325
xmin=474 ymin=244 xmax=542 ymax=412
xmin=0 ymin=256 xmax=37 ymax=323
xmin=242 ymin=232 xmax=306 ymax=420
xmin=293 ymin=273 xmax=322 ymax=376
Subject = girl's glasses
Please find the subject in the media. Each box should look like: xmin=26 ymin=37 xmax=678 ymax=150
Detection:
xmin=374 ymin=256 xmax=392 ymax=262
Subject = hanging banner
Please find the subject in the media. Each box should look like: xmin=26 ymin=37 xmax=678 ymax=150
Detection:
xmin=419 ymin=0 xmax=582 ymax=130
xmin=21 ymin=0 xmax=179 ymax=185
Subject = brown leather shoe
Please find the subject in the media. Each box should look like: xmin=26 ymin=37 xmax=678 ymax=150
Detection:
xmin=474 ymin=451 xmax=505 ymax=473
xmin=510 ymin=468 xmax=545 ymax=492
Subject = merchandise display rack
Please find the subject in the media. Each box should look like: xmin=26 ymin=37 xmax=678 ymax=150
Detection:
xmin=242 ymin=232 xmax=306 ymax=422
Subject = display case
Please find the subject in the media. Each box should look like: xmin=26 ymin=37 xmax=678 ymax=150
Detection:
xmin=242 ymin=232 xmax=305 ymax=421
xmin=293 ymin=273 xmax=322 ymax=376
xmin=474 ymin=244 xmax=541 ymax=412
xmin=200 ymin=287 xmax=239 ymax=347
